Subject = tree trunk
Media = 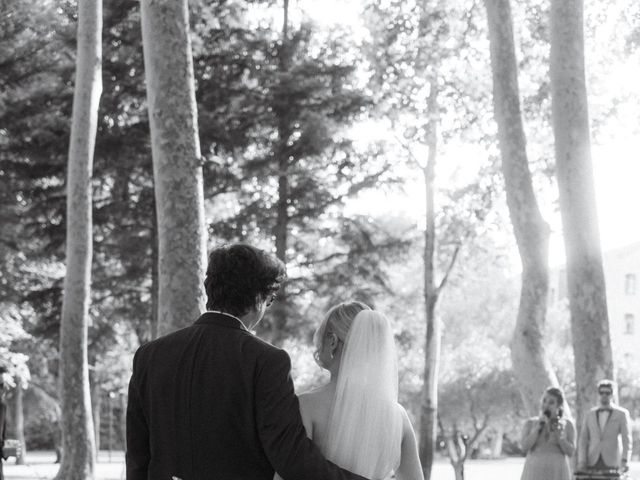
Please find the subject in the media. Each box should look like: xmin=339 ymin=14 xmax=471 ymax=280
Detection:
xmin=549 ymin=0 xmax=613 ymax=428
xmin=14 ymin=382 xmax=26 ymax=465
xmin=452 ymin=461 xmax=465 ymax=480
xmin=490 ymin=425 xmax=504 ymax=458
xmin=91 ymin=379 xmax=101 ymax=452
xmin=445 ymin=428 xmax=467 ymax=480
xmin=119 ymin=393 xmax=127 ymax=450
xmin=484 ymin=0 xmax=559 ymax=415
xmin=419 ymin=80 xmax=441 ymax=480
xmin=56 ymin=0 xmax=101 ymax=477
xmin=268 ymin=0 xmax=292 ymax=345
xmin=140 ymin=0 xmax=207 ymax=335
xmin=150 ymin=196 xmax=159 ymax=340
xmin=270 ymin=151 xmax=289 ymax=344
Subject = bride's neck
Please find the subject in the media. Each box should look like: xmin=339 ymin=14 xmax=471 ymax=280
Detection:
xmin=328 ymin=359 xmax=341 ymax=384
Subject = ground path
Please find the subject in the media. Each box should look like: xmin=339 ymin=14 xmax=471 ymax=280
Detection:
xmin=4 ymin=452 xmax=640 ymax=479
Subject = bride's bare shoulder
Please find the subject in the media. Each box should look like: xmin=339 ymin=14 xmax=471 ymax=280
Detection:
xmin=299 ymin=384 xmax=332 ymax=404
xmin=299 ymin=384 xmax=334 ymax=417
xmin=298 ymin=384 xmax=333 ymax=440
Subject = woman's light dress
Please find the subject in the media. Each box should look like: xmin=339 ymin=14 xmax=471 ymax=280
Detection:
xmin=520 ymin=417 xmax=574 ymax=480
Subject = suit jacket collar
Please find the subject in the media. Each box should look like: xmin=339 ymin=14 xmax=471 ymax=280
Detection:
xmin=592 ymin=404 xmax=623 ymax=418
xmin=590 ymin=405 xmax=622 ymax=436
xmin=195 ymin=311 xmax=250 ymax=332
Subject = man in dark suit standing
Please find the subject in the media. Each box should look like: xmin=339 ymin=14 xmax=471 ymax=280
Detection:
xmin=126 ymin=243 xmax=368 ymax=480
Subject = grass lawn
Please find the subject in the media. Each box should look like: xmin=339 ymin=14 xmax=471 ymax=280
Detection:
xmin=4 ymin=452 xmax=640 ymax=479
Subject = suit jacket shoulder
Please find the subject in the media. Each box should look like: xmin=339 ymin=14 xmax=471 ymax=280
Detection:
xmin=131 ymin=322 xmax=284 ymax=373
xmin=612 ymin=404 xmax=630 ymax=416
xmin=246 ymin=329 xmax=285 ymax=357
xmin=135 ymin=321 xmax=282 ymax=356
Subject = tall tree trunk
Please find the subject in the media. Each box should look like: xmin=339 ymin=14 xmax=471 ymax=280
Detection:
xmin=14 ymin=382 xmax=25 ymax=465
xmin=56 ymin=0 xmax=101 ymax=477
xmin=91 ymin=378 xmax=101 ymax=452
xmin=549 ymin=0 xmax=613 ymax=428
xmin=140 ymin=0 xmax=207 ymax=335
xmin=271 ymin=152 xmax=289 ymax=344
xmin=119 ymin=393 xmax=127 ymax=450
xmin=269 ymin=0 xmax=292 ymax=345
xmin=484 ymin=0 xmax=559 ymax=415
xmin=419 ymin=80 xmax=441 ymax=480
xmin=150 ymin=194 xmax=159 ymax=340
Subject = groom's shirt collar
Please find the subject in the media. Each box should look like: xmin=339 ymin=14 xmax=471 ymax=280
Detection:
xmin=196 ymin=311 xmax=250 ymax=332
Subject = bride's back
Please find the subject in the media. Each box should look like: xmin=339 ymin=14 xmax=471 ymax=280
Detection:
xmin=298 ymin=384 xmax=334 ymax=450
xmin=301 ymin=310 xmax=404 ymax=479
xmin=299 ymin=386 xmax=404 ymax=479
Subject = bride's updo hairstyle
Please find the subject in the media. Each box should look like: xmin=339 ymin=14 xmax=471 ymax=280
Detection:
xmin=313 ymin=301 xmax=371 ymax=367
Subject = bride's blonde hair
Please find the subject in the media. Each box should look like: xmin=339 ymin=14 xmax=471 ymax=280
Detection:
xmin=313 ymin=300 xmax=371 ymax=365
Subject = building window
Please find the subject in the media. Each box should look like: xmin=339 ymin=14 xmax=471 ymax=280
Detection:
xmin=625 ymin=274 xmax=636 ymax=295
xmin=624 ymin=314 xmax=635 ymax=335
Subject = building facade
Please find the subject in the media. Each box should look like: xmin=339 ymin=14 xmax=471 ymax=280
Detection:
xmin=549 ymin=241 xmax=640 ymax=361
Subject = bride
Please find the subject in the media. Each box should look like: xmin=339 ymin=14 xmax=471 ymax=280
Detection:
xmin=276 ymin=301 xmax=424 ymax=480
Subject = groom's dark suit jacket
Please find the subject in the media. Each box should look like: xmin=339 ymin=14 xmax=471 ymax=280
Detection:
xmin=126 ymin=312 xmax=367 ymax=480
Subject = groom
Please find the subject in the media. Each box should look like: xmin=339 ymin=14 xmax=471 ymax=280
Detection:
xmin=126 ymin=243 xmax=368 ymax=480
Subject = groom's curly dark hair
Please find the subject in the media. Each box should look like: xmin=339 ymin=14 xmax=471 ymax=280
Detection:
xmin=204 ymin=243 xmax=286 ymax=317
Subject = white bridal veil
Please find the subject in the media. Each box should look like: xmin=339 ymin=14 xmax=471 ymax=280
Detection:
xmin=323 ymin=310 xmax=403 ymax=479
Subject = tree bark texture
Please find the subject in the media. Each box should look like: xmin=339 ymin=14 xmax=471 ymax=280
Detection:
xmin=549 ymin=0 xmax=613 ymax=428
xmin=56 ymin=0 xmax=101 ymax=478
xmin=419 ymin=80 xmax=441 ymax=480
xmin=452 ymin=462 xmax=464 ymax=480
xmin=140 ymin=0 xmax=207 ymax=335
xmin=151 ymin=197 xmax=159 ymax=340
xmin=91 ymin=378 xmax=102 ymax=452
xmin=14 ymin=382 xmax=25 ymax=465
xmin=267 ymin=0 xmax=293 ymax=345
xmin=269 ymin=152 xmax=289 ymax=344
xmin=484 ymin=0 xmax=559 ymax=415
xmin=445 ymin=429 xmax=467 ymax=480
xmin=119 ymin=393 xmax=127 ymax=449
xmin=490 ymin=425 xmax=504 ymax=458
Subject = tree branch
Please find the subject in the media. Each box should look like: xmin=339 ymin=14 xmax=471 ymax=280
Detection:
xmin=468 ymin=414 xmax=490 ymax=448
xmin=436 ymin=244 xmax=461 ymax=294
xmin=393 ymin=132 xmax=423 ymax=170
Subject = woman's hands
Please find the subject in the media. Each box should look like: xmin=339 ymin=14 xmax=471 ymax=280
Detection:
xmin=537 ymin=414 xmax=548 ymax=434
xmin=549 ymin=419 xmax=566 ymax=443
